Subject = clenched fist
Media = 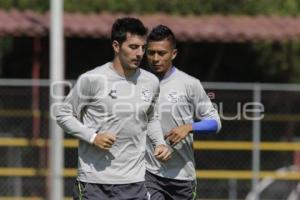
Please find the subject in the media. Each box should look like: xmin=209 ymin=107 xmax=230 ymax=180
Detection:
xmin=93 ymin=133 xmax=117 ymax=150
xmin=154 ymin=144 xmax=172 ymax=162
xmin=165 ymin=124 xmax=192 ymax=146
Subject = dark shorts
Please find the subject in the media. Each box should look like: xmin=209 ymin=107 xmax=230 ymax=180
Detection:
xmin=145 ymin=171 xmax=197 ymax=200
xmin=73 ymin=180 xmax=150 ymax=200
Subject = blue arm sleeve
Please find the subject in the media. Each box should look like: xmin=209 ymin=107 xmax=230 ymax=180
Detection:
xmin=192 ymin=119 xmax=218 ymax=134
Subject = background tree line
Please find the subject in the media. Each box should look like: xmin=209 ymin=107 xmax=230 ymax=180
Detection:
xmin=0 ymin=0 xmax=300 ymax=15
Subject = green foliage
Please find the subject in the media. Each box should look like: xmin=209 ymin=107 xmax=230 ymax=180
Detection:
xmin=0 ymin=0 xmax=48 ymax=12
xmin=0 ymin=38 xmax=13 ymax=55
xmin=252 ymin=42 xmax=300 ymax=82
xmin=1 ymin=0 xmax=300 ymax=15
xmin=0 ymin=37 xmax=13 ymax=77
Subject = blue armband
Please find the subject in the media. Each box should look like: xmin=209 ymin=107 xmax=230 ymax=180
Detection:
xmin=192 ymin=119 xmax=218 ymax=134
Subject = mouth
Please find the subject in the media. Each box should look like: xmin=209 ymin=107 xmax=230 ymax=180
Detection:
xmin=152 ymin=65 xmax=163 ymax=69
xmin=132 ymin=60 xmax=141 ymax=65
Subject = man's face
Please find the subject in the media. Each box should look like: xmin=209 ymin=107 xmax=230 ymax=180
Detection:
xmin=146 ymin=39 xmax=177 ymax=76
xmin=114 ymin=33 xmax=146 ymax=70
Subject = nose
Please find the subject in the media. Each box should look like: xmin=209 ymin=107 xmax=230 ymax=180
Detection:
xmin=153 ymin=53 xmax=159 ymax=62
xmin=136 ymin=46 xmax=144 ymax=58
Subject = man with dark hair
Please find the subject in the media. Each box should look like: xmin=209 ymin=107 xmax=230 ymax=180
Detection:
xmin=145 ymin=25 xmax=221 ymax=200
xmin=56 ymin=18 xmax=171 ymax=200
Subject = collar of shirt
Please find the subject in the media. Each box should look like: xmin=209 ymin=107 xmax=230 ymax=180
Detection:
xmin=161 ymin=66 xmax=176 ymax=82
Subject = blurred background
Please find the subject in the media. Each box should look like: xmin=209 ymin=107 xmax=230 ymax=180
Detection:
xmin=1 ymin=0 xmax=300 ymax=199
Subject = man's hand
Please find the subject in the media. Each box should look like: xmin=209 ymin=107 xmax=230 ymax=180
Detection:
xmin=165 ymin=124 xmax=192 ymax=146
xmin=93 ymin=133 xmax=117 ymax=150
xmin=154 ymin=144 xmax=172 ymax=162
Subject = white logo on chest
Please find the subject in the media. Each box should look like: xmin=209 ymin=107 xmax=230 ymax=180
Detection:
xmin=167 ymin=91 xmax=179 ymax=103
xmin=140 ymin=87 xmax=151 ymax=102
xmin=108 ymin=89 xmax=117 ymax=99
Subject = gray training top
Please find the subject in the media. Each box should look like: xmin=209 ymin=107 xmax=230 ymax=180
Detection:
xmin=56 ymin=62 xmax=165 ymax=184
xmin=146 ymin=67 xmax=221 ymax=181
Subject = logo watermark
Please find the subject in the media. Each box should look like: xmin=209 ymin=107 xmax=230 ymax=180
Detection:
xmin=50 ymin=79 xmax=265 ymax=122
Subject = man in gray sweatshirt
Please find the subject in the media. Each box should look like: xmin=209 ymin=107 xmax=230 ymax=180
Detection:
xmin=145 ymin=25 xmax=221 ymax=200
xmin=56 ymin=18 xmax=171 ymax=200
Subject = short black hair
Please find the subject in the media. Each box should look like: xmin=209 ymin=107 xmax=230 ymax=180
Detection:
xmin=147 ymin=25 xmax=176 ymax=48
xmin=111 ymin=17 xmax=148 ymax=44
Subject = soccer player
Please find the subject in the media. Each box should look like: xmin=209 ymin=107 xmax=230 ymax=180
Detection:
xmin=56 ymin=18 xmax=171 ymax=200
xmin=145 ymin=25 xmax=221 ymax=200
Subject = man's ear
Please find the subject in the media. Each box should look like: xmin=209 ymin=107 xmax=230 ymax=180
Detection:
xmin=112 ymin=40 xmax=120 ymax=53
xmin=172 ymin=49 xmax=178 ymax=60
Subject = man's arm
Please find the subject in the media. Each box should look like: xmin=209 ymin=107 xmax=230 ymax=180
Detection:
xmin=55 ymin=75 xmax=96 ymax=143
xmin=55 ymin=74 xmax=116 ymax=149
xmin=147 ymin=86 xmax=171 ymax=161
xmin=165 ymin=119 xmax=219 ymax=146
xmin=191 ymin=80 xmax=221 ymax=132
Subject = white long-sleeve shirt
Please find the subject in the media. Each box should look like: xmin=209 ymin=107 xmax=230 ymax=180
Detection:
xmin=56 ymin=62 xmax=165 ymax=184
xmin=146 ymin=67 xmax=221 ymax=181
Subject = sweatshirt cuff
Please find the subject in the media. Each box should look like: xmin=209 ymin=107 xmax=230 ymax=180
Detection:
xmin=89 ymin=133 xmax=97 ymax=144
xmin=155 ymin=140 xmax=166 ymax=146
xmin=192 ymin=119 xmax=218 ymax=133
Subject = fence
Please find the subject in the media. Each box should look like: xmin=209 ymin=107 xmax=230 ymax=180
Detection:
xmin=0 ymin=79 xmax=300 ymax=200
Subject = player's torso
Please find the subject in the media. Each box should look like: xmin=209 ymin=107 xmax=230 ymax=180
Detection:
xmin=159 ymin=76 xmax=194 ymax=135
xmin=84 ymin=73 xmax=156 ymax=138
